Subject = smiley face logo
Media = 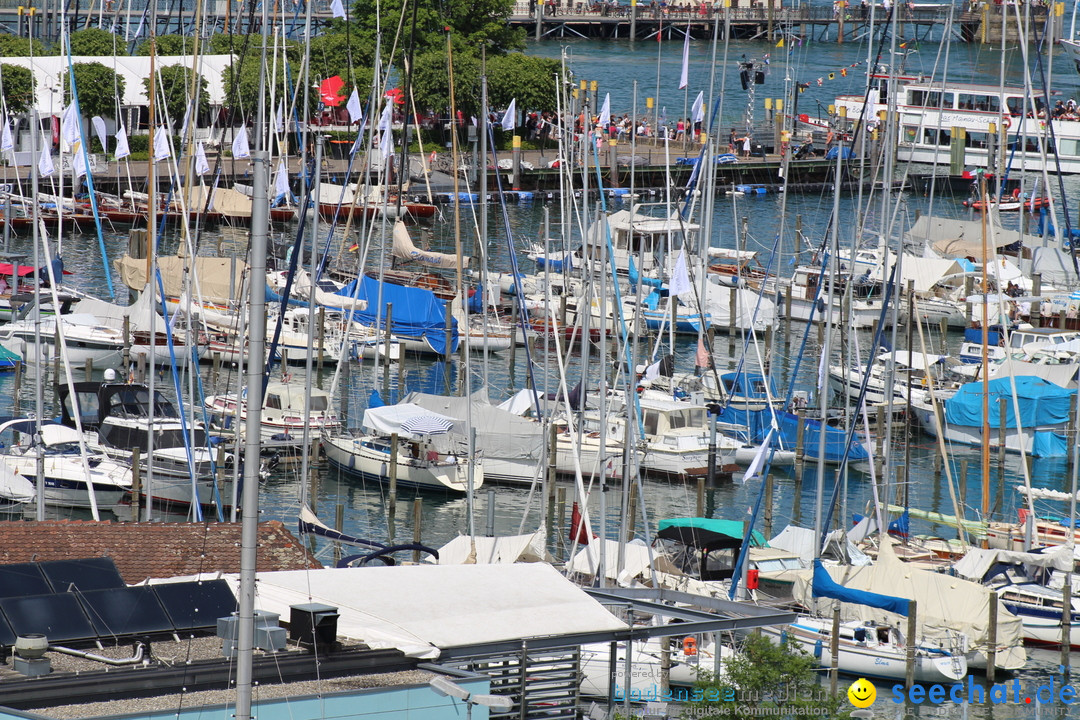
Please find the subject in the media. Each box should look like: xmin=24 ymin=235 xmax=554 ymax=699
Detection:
xmin=848 ymin=678 xmax=876 ymax=708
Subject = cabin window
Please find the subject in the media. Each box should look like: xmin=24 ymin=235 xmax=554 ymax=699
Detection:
xmin=908 ymin=90 xmax=925 ymax=107
xmin=1059 ymin=139 xmax=1080 ymax=156
xmin=309 ymin=396 xmax=329 ymax=411
xmin=670 ymin=411 xmax=687 ymax=430
xmin=615 ymin=230 xmax=628 ymax=251
xmin=965 ymin=131 xmax=989 ymax=150
xmin=903 ymin=126 xmax=918 ymax=143
xmin=644 ymin=411 xmax=659 ymax=436
xmin=752 ymin=380 xmax=768 ymax=395
xmin=266 ymin=394 xmax=282 ymax=410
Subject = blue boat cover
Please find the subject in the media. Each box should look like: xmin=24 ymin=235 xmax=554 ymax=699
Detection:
xmin=943 ymin=376 xmax=1075 ymax=429
xmin=1033 ymin=430 xmax=1069 ymax=458
xmin=336 ymin=276 xmax=458 ymax=355
xmin=712 ymin=406 xmax=869 ymax=463
xmin=812 ymin=559 xmax=910 ymax=616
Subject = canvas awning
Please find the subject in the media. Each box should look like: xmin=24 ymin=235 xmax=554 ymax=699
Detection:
xmin=361 ymin=403 xmax=462 ymax=439
xmin=430 ymin=531 xmax=552 ymax=565
xmin=206 ymin=564 xmax=628 ymax=659
xmin=952 ymin=546 xmax=1073 ymax=582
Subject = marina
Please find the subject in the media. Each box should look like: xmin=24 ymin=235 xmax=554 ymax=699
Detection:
xmin=5 ymin=1 xmax=1080 ymax=717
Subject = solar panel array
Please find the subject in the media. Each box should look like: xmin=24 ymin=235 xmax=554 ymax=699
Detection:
xmin=0 ymin=558 xmax=238 ymax=648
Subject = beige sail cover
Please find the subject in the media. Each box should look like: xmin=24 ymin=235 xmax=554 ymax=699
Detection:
xmin=115 ymin=255 xmax=247 ymax=305
xmin=791 ymin=537 xmax=1026 ymax=670
xmin=391 ymin=221 xmax=467 ymax=269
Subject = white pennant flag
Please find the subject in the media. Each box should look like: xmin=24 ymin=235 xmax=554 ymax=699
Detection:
xmin=500 ymin=98 xmax=516 ymax=131
xmin=679 ymin=29 xmax=690 ymax=90
xmin=668 ymin=249 xmax=693 ymax=296
xmin=598 ymin=93 xmax=610 ymax=128
xmin=330 ymin=0 xmax=346 ymax=18
xmin=114 ymin=124 xmax=130 ymax=159
xmin=72 ymin=140 xmax=87 ymax=177
xmin=91 ymin=116 xmax=107 ymax=155
xmin=231 ymin=126 xmax=250 ymax=159
xmin=153 ymin=127 xmax=170 ymax=162
xmin=642 ymin=359 xmax=661 ymax=383
xmin=691 ymin=91 xmax=704 ymax=125
xmin=346 ymin=89 xmax=363 ymax=123
xmin=61 ymin=102 xmax=80 ymax=147
xmin=275 ymin=100 xmax=285 ymax=133
xmin=194 ymin=142 xmax=210 ymax=175
xmin=0 ymin=119 xmax=13 ymax=152
xmin=274 ymin=160 xmax=289 ymax=198
xmin=378 ymin=103 xmax=393 ymax=159
xmin=179 ymin=102 xmax=192 ymax=139
xmin=38 ymin=140 xmax=54 ymax=177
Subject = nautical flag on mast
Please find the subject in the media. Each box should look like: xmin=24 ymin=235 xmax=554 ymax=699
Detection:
xmin=346 ymin=89 xmax=363 ymax=123
xmin=195 ymin=142 xmax=210 ymax=175
xmin=274 ymin=159 xmax=290 ymax=199
xmin=91 ymin=116 xmax=107 ymax=155
xmin=114 ymin=125 xmax=130 ymax=160
xmin=38 ymin=138 xmax=54 ymax=177
xmin=679 ymin=29 xmax=690 ymax=90
xmin=669 ymin=249 xmax=693 ymax=296
xmin=598 ymin=93 xmax=610 ymax=128
xmin=60 ymin=102 xmax=80 ymax=147
xmin=696 ymin=336 xmax=712 ymax=368
xmin=691 ymin=91 xmax=704 ymax=125
xmin=72 ymin=141 xmax=87 ymax=177
xmin=330 ymin=0 xmax=346 ymax=18
xmin=500 ymin=98 xmax=517 ymax=131
xmin=153 ymin=127 xmax=170 ymax=162
xmin=275 ymin=99 xmax=285 ymax=133
xmin=231 ymin=125 xmax=250 ymax=159
xmin=0 ymin=118 xmax=13 ymax=152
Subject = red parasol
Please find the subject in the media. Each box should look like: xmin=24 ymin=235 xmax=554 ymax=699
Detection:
xmin=319 ymin=76 xmax=345 ymax=107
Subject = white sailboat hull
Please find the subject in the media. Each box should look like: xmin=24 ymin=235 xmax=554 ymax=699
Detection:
xmin=323 ymin=434 xmax=483 ymax=492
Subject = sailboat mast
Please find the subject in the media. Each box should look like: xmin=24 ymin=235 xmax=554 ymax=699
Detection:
xmin=31 ymin=108 xmax=43 ymax=521
xmin=236 ymin=0 xmax=271 ymax=712
xmin=980 ymin=177 xmax=990 ymax=547
xmin=143 ymin=0 xmax=157 ymax=520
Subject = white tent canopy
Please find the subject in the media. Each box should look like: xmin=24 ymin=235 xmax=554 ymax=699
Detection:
xmin=165 ymin=564 xmax=628 ymax=660
xmin=2 ymin=55 xmax=234 ymax=116
xmin=361 ymin=403 xmax=462 ymax=440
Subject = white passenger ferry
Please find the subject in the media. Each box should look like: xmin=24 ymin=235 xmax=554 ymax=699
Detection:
xmin=834 ymin=76 xmax=1080 ymax=173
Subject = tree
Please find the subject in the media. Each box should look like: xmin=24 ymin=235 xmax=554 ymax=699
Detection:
xmin=136 ymin=33 xmax=200 ymax=56
xmin=223 ymin=57 xmax=319 ymax=120
xmin=0 ymin=64 xmax=34 ymax=114
xmin=144 ymin=65 xmax=209 ymax=130
xmin=0 ymin=35 xmax=47 ymax=57
xmin=63 ymin=62 xmax=124 ymax=119
xmin=68 ymin=28 xmax=124 ymax=56
xmin=410 ymin=47 xmax=557 ymax=120
xmin=686 ymin=633 xmax=850 ymax=720
xmin=351 ymin=0 xmax=524 ymax=59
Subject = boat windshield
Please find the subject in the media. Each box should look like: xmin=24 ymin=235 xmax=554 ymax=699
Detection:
xmin=106 ymin=388 xmax=179 ymax=419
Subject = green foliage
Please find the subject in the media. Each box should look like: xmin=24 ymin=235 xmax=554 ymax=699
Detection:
xmin=0 ymin=34 xmax=47 ymax=57
xmin=686 ymin=633 xmax=849 ymax=720
xmin=351 ymin=0 xmax=524 ymax=59
xmin=68 ymin=28 xmax=123 ymax=56
xmin=144 ymin=65 xmax=209 ymax=129
xmin=223 ymin=55 xmax=320 ymax=118
xmin=136 ymin=33 xmax=199 ymax=56
xmin=411 ymin=48 xmax=558 ymax=120
xmin=0 ymin=64 xmax=34 ymax=114
xmin=63 ymin=62 xmax=124 ymax=119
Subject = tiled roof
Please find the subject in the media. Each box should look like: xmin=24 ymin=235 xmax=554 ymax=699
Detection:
xmin=0 ymin=520 xmax=322 ymax=583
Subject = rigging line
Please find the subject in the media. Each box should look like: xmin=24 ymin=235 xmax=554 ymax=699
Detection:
xmin=64 ymin=40 xmax=114 ymax=298
xmin=1028 ymin=8 xmax=1077 ymax=267
xmin=486 ymin=123 xmax=542 ymax=415
xmin=781 ymin=242 xmax=832 ymax=412
xmin=818 ymin=257 xmax=897 ymax=552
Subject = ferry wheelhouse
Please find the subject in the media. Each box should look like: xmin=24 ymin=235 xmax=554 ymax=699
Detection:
xmin=834 ymin=77 xmax=1080 ymax=173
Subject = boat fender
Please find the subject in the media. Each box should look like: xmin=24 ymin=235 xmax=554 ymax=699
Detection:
xmin=716 ymin=274 xmax=745 ymax=289
xmin=683 ymin=636 xmax=697 ymax=656
xmin=747 ymin=568 xmax=760 ymax=589
xmin=813 ymin=638 xmax=823 ymax=659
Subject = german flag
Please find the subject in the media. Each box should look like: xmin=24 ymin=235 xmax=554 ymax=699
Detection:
xmin=348 ymin=243 xmax=359 ymax=252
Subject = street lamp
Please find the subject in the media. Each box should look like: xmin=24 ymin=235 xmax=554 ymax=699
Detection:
xmin=428 ymin=676 xmax=514 ymax=719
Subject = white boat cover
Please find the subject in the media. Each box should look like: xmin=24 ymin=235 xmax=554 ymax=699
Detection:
xmin=162 ymin=564 xmax=627 ymax=659
xmin=0 ymin=462 xmax=33 ymax=503
xmin=566 ymin=538 xmax=654 ymax=585
xmin=952 ymin=545 xmax=1073 ymax=582
xmin=791 ymin=538 xmax=1026 ymax=670
xmin=1031 ymin=245 xmax=1080 ymax=287
xmin=405 ymin=390 xmax=544 ymax=463
xmin=392 ymin=220 xmax=467 ymax=269
xmin=769 ymin=525 xmax=871 ymax=566
xmin=987 ymin=360 xmax=1079 ymax=389
xmin=430 ymin=531 xmax=552 ymax=565
xmin=907 ymin=215 xmax=1014 ymax=260
xmin=69 ymin=290 xmax=159 ymax=333
xmin=361 ymin=403 xmax=462 ymax=439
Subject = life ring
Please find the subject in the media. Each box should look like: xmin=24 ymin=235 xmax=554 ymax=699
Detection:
xmin=1003 ymin=118 xmax=1012 ymax=129
xmin=683 ymin=636 xmax=697 ymax=656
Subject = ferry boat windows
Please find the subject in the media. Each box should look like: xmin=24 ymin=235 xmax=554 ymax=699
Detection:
xmin=956 ymin=94 xmax=1000 ymax=113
